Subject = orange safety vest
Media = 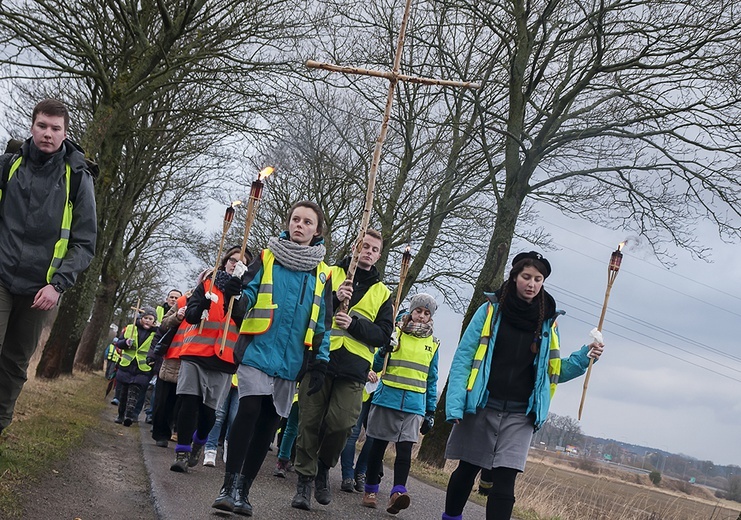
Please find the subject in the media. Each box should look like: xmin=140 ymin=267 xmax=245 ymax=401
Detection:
xmin=179 ymin=280 xmax=238 ymax=364
xmin=165 ymin=293 xmax=190 ymax=360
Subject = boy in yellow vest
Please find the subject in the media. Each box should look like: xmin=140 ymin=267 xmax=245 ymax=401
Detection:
xmin=360 ymin=293 xmax=440 ymax=514
xmin=292 ymin=229 xmax=394 ymax=511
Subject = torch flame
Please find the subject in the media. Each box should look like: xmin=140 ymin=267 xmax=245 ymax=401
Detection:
xmin=404 ymin=244 xmax=411 ymax=254
xmin=258 ymin=166 xmax=275 ymax=181
xmin=617 ymin=241 xmax=626 ymax=252
xmin=231 ymin=200 xmax=242 ymax=207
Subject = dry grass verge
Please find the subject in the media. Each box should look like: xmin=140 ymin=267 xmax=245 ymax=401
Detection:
xmin=0 ymin=372 xmax=106 ymax=517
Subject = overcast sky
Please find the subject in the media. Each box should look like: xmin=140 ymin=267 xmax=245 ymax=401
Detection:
xmin=425 ymin=207 xmax=741 ymax=468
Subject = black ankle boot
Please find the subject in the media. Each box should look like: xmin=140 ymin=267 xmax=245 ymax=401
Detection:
xmin=291 ymin=474 xmax=314 ymax=510
xmin=314 ymin=460 xmax=331 ymax=505
xmin=233 ymin=475 xmax=254 ymax=516
xmin=212 ymin=472 xmax=239 ymax=512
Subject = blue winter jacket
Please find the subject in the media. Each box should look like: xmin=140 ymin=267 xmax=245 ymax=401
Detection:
xmin=370 ymin=332 xmax=439 ymax=416
xmin=235 ymin=236 xmax=332 ymax=381
xmin=446 ymin=293 xmax=592 ymax=430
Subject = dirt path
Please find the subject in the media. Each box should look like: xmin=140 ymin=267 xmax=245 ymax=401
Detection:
xmin=18 ymin=406 xmax=157 ymax=520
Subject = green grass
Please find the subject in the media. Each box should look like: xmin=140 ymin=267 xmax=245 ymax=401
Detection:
xmin=0 ymin=372 xmax=106 ymax=517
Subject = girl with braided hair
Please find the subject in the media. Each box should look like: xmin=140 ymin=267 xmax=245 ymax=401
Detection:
xmin=442 ymin=252 xmax=604 ymax=520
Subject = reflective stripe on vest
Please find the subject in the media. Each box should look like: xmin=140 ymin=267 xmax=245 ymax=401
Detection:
xmin=328 ymin=266 xmax=391 ymax=363
xmin=4 ymin=156 xmax=73 ymax=283
xmin=119 ymin=324 xmax=153 ymax=372
xmin=106 ymin=344 xmax=119 ymax=362
xmin=467 ymin=303 xmax=561 ymax=396
xmin=240 ymin=249 xmax=331 ymax=347
xmin=382 ymin=329 xmax=439 ymax=393
xmin=180 ymin=281 xmax=238 ymax=363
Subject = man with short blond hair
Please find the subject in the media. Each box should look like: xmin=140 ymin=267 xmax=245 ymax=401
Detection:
xmin=0 ymin=99 xmax=97 ymax=434
xmin=292 ymin=229 xmax=393 ymax=510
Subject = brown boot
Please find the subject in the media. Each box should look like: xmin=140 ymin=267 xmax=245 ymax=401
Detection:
xmin=362 ymin=491 xmax=378 ymax=508
xmin=387 ymin=491 xmax=411 ymax=514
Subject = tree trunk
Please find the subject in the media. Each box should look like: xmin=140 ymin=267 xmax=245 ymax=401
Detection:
xmin=35 ymin=265 xmax=96 ymax=378
xmin=74 ymin=274 xmax=119 ymax=371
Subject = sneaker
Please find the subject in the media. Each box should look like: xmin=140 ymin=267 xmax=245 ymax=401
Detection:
xmin=155 ymin=440 xmax=168 ymax=448
xmin=478 ymin=479 xmax=493 ymax=496
xmin=111 ymin=398 xmax=120 ymax=406
xmin=144 ymin=415 xmax=153 ymax=424
xmin=387 ymin=492 xmax=411 ymax=514
xmin=203 ymin=449 xmax=217 ymax=467
xmin=341 ymin=477 xmax=355 ymax=492
xmin=354 ymin=473 xmax=366 ymax=492
xmin=170 ymin=451 xmax=189 ymax=473
xmin=114 ymin=416 xmax=123 ymax=424
xmin=189 ymin=443 xmax=204 ymax=467
xmin=274 ymin=459 xmax=289 ymax=478
xmin=362 ymin=491 xmax=378 ymax=508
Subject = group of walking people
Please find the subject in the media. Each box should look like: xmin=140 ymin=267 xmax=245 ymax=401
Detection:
xmin=119 ymin=201 xmax=604 ymax=520
xmin=0 ymin=99 xmax=605 ymax=520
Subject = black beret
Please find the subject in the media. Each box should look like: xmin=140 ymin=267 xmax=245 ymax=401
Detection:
xmin=512 ymin=251 xmax=552 ymax=278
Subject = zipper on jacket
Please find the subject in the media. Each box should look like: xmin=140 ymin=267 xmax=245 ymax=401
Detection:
xmin=299 ymin=275 xmax=308 ymax=304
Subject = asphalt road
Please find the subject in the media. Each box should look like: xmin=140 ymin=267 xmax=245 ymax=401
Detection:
xmin=137 ymin=422 xmax=488 ymax=520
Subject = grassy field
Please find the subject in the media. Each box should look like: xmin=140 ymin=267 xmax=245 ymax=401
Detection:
xmin=407 ymin=445 xmax=741 ymax=520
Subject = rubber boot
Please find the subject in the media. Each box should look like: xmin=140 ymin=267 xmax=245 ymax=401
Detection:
xmin=212 ymin=472 xmax=239 ymax=512
xmin=233 ymin=475 xmax=254 ymax=516
xmin=124 ymin=385 xmax=141 ymax=426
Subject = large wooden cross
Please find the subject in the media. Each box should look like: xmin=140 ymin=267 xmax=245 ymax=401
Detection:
xmin=306 ymin=0 xmax=480 ymax=292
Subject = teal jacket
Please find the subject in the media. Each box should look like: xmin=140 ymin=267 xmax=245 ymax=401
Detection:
xmin=233 ymin=236 xmax=332 ymax=381
xmin=446 ymin=293 xmax=592 ymax=430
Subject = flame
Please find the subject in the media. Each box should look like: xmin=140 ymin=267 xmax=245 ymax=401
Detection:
xmin=231 ymin=200 xmax=242 ymax=207
xmin=258 ymin=166 xmax=275 ymax=181
xmin=617 ymin=241 xmax=626 ymax=252
xmin=404 ymin=244 xmax=411 ymax=254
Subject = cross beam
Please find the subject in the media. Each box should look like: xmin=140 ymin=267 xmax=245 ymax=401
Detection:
xmin=306 ymin=0 xmax=480 ymax=291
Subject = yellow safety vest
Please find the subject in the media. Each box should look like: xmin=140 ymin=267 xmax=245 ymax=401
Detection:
xmin=156 ymin=305 xmax=165 ymax=324
xmin=329 ymin=266 xmax=391 ymax=363
xmin=119 ymin=324 xmax=154 ymax=372
xmin=240 ymin=249 xmax=332 ymax=348
xmin=105 ymin=343 xmax=120 ymax=363
xmin=467 ymin=303 xmax=561 ymax=398
xmin=383 ymin=328 xmax=439 ymax=393
xmin=1 ymin=156 xmax=73 ymax=283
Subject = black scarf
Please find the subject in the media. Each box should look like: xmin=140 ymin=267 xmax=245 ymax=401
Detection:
xmin=496 ymin=286 xmax=557 ymax=334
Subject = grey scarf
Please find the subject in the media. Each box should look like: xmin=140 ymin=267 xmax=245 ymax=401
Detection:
xmin=268 ymin=236 xmax=326 ymax=272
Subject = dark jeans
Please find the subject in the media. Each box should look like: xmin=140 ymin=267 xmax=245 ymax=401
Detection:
xmin=0 ymin=284 xmax=49 ymax=430
xmin=151 ymin=377 xmax=180 ymax=441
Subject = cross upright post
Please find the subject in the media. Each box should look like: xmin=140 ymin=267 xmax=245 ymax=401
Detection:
xmin=306 ymin=0 xmax=480 ymax=304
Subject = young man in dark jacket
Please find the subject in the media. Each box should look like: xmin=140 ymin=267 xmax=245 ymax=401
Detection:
xmin=0 ymin=99 xmax=97 ymax=435
xmin=292 ymin=229 xmax=393 ymax=510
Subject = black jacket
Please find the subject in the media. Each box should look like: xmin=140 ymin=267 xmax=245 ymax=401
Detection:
xmin=326 ymin=256 xmax=394 ymax=383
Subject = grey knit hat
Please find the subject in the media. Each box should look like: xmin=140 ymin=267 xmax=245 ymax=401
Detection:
xmin=408 ymin=293 xmax=438 ymax=317
xmin=140 ymin=306 xmax=157 ymax=319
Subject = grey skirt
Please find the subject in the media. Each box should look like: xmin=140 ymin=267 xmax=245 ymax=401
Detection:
xmin=445 ymin=408 xmax=535 ymax=471
xmin=366 ymin=405 xmax=423 ymax=443
xmin=176 ymin=360 xmax=231 ymax=410
xmin=236 ymin=364 xmax=297 ymax=418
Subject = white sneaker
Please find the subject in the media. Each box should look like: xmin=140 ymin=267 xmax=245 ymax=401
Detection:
xmin=222 ymin=440 xmax=228 ymax=463
xmin=203 ymin=449 xmax=217 ymax=467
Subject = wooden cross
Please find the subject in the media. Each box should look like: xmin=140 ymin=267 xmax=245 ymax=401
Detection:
xmin=306 ymin=0 xmax=480 ymax=290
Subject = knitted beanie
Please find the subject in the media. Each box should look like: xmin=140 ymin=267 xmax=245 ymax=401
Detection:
xmin=408 ymin=293 xmax=438 ymax=317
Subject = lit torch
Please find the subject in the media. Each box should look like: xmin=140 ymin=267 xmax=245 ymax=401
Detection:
xmin=578 ymin=241 xmax=625 ymax=419
xmin=200 ymin=201 xmax=242 ymax=332
xmin=381 ymin=243 xmax=413 ymax=376
xmin=220 ymin=167 xmax=275 ymax=352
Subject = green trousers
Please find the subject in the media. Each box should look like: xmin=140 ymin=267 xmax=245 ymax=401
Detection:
xmin=294 ymin=374 xmax=363 ymax=478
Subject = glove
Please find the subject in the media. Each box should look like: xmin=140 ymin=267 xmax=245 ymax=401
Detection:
xmin=389 ymin=330 xmax=399 ymax=351
xmin=223 ymin=276 xmax=243 ymax=298
xmin=145 ymin=356 xmax=156 ymax=367
xmin=306 ymin=360 xmax=328 ymax=396
xmin=205 ymin=291 xmax=219 ymax=304
xmin=420 ymin=412 xmax=435 ymax=435
xmin=125 ymin=339 xmax=133 ymax=347
xmin=232 ymin=260 xmax=247 ymax=279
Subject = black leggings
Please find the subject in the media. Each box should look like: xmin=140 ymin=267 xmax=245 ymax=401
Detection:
xmin=445 ymin=460 xmax=518 ymax=520
xmin=365 ymin=438 xmax=413 ymax=487
xmin=176 ymin=394 xmax=216 ymax=447
xmin=225 ymin=394 xmax=281 ymax=479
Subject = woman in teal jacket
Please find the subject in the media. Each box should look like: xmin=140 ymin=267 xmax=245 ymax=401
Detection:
xmin=443 ymin=252 xmax=604 ymax=520
xmin=211 ymin=201 xmax=333 ymax=517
